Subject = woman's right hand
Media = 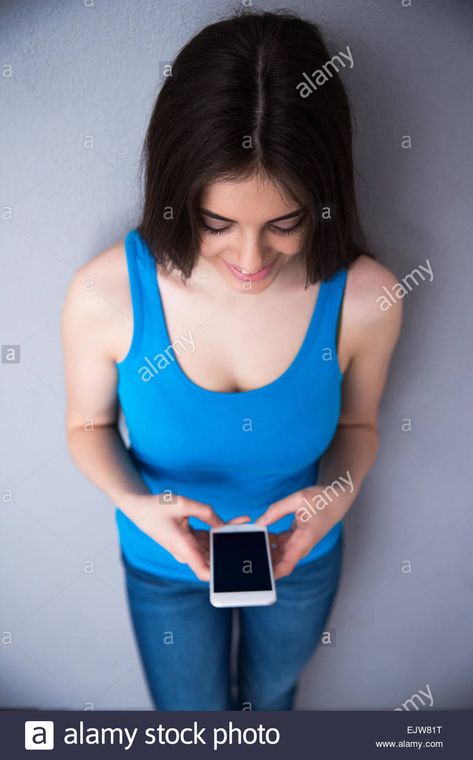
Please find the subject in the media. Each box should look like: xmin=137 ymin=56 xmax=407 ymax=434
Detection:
xmin=123 ymin=493 xmax=250 ymax=581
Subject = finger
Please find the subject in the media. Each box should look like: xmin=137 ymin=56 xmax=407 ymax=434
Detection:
xmin=268 ymin=529 xmax=291 ymax=543
xmin=271 ymin=545 xmax=284 ymax=565
xmin=181 ymin=500 xmax=224 ymax=527
xmin=273 ymin=535 xmax=311 ymax=579
xmin=173 ymin=528 xmax=213 ymax=576
xmin=273 ymin=560 xmax=298 ymax=580
xmin=272 ymin=540 xmax=303 ymax=578
xmin=188 ymin=556 xmax=211 ymax=581
xmin=268 ymin=530 xmax=288 ymax=560
xmin=254 ymin=495 xmax=300 ymax=527
xmin=191 ymin=528 xmax=210 ymax=543
xmin=268 ymin=530 xmax=292 ymax=548
xmin=178 ymin=538 xmax=211 ymax=582
xmin=194 ymin=537 xmax=210 ymax=557
xmin=189 ymin=530 xmax=210 ymax=559
xmin=271 ymin=535 xmax=290 ymax=563
xmin=227 ymin=515 xmax=252 ymax=524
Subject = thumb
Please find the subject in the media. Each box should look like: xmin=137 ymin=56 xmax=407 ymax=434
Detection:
xmin=181 ymin=500 xmax=224 ymax=528
xmin=255 ymin=497 xmax=295 ymax=527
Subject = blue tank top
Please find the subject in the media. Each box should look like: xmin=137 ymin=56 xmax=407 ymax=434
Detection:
xmin=115 ymin=229 xmax=348 ymax=581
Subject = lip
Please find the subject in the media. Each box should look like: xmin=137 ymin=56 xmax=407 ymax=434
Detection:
xmin=223 ymin=259 xmax=277 ymax=282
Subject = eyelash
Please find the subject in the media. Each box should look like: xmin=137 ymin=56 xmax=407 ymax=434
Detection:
xmin=199 ymin=219 xmax=305 ymax=236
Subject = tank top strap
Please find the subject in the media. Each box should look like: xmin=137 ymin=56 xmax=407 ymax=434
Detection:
xmin=123 ymin=228 xmax=169 ymax=348
xmin=315 ymin=267 xmax=348 ymax=355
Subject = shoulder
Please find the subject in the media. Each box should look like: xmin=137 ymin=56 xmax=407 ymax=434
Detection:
xmin=342 ymin=253 xmax=403 ymax=349
xmin=61 ymin=239 xmax=131 ymax=355
xmin=344 ymin=253 xmax=403 ymax=320
xmin=64 ymin=239 xmax=128 ymax=304
xmin=63 ymin=239 xmax=129 ymax=313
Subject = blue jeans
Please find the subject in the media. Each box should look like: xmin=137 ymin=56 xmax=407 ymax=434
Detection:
xmin=120 ymin=534 xmax=343 ymax=710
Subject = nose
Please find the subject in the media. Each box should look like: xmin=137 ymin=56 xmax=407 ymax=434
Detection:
xmin=235 ymin=232 xmax=269 ymax=272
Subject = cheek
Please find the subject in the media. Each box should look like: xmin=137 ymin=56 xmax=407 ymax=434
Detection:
xmin=277 ymin=235 xmax=304 ymax=255
xmin=198 ymin=236 xmax=226 ymax=258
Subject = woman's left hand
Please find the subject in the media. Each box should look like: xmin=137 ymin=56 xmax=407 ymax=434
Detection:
xmin=255 ymin=486 xmax=352 ymax=579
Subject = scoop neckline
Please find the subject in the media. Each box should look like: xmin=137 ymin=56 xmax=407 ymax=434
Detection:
xmin=142 ymin=234 xmax=328 ymax=398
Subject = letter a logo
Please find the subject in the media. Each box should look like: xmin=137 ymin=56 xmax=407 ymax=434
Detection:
xmin=24 ymin=721 xmax=55 ymax=750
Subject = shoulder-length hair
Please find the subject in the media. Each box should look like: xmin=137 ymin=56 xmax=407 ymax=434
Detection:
xmin=137 ymin=7 xmax=373 ymax=285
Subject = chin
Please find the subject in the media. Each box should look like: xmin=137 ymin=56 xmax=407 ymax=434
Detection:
xmin=224 ymin=276 xmax=275 ymax=294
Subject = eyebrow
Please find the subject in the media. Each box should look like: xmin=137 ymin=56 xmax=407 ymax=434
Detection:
xmin=198 ymin=207 xmax=305 ymax=224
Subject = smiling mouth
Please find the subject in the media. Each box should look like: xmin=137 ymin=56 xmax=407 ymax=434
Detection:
xmin=229 ymin=260 xmax=277 ymax=275
xmin=234 ymin=265 xmax=266 ymax=275
xmin=223 ymin=258 xmax=278 ymax=283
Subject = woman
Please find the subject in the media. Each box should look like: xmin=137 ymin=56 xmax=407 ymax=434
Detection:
xmin=62 ymin=9 xmax=402 ymax=710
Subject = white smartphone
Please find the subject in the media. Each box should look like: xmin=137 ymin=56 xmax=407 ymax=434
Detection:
xmin=209 ymin=524 xmax=277 ymax=607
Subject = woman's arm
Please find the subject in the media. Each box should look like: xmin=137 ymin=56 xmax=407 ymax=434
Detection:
xmin=317 ymin=259 xmax=403 ymax=498
xmin=257 ymin=257 xmax=403 ymax=577
xmin=60 ymin=252 xmax=227 ymax=580
xmin=61 ymin=257 xmax=151 ymax=514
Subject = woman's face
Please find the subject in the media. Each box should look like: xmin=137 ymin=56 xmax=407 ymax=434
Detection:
xmin=197 ymin=175 xmax=306 ymax=294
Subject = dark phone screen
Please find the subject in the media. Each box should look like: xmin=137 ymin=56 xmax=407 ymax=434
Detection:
xmin=212 ymin=531 xmax=273 ymax=593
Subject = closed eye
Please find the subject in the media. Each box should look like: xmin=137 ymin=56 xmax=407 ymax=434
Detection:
xmin=199 ymin=222 xmax=232 ymax=236
xmin=199 ymin=216 xmax=305 ymax=236
xmin=268 ymin=219 xmax=305 ymax=235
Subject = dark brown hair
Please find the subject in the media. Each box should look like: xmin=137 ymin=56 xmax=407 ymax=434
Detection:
xmin=137 ymin=7 xmax=373 ymax=285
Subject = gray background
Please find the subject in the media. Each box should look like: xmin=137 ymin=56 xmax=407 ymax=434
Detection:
xmin=1 ymin=0 xmax=472 ymax=710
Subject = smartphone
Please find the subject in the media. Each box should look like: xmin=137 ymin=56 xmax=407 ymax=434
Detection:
xmin=209 ymin=524 xmax=276 ymax=607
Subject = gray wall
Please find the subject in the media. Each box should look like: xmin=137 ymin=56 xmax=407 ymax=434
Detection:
xmin=1 ymin=0 xmax=472 ymax=710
